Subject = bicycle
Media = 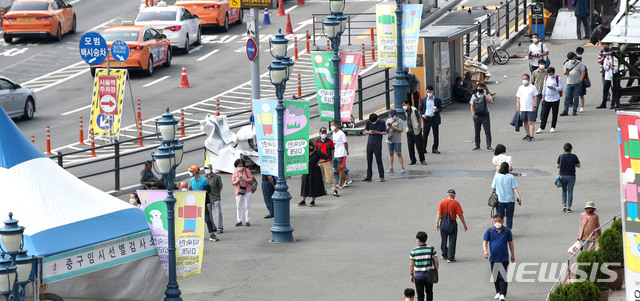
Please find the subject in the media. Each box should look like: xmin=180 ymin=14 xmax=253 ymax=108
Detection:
xmin=487 ymin=44 xmax=510 ymax=65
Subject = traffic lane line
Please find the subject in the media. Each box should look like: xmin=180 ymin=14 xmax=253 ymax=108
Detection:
xmin=285 ymin=6 xmax=297 ymax=14
xmin=61 ymin=104 xmax=92 ymax=116
xmin=142 ymin=75 xmax=170 ymax=87
xmin=196 ymin=49 xmax=219 ymax=61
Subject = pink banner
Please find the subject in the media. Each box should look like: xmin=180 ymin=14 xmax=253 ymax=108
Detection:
xmin=339 ymin=52 xmax=362 ymax=122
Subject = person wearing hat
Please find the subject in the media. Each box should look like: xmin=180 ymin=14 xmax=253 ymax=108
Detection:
xmin=204 ymin=164 xmax=224 ymax=236
xmin=140 ymin=160 xmax=165 ymax=189
xmin=435 ymin=189 xmax=468 ymax=263
xmin=577 ymin=201 xmax=601 ymax=251
xmin=187 ymin=165 xmax=209 ymax=191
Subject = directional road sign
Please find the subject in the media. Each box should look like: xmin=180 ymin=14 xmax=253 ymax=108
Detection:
xmin=98 ymin=75 xmax=118 ymax=115
xmin=79 ymin=32 xmax=107 ymax=65
xmin=231 ymin=0 xmax=272 ymax=9
xmin=111 ymin=40 xmax=130 ymax=63
xmin=246 ymin=38 xmax=258 ymax=61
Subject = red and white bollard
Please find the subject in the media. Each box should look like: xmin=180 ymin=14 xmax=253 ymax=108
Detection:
xmin=370 ymin=28 xmax=376 ymax=61
xmin=216 ymin=99 xmax=220 ymax=116
xmin=45 ymin=126 xmax=52 ymax=155
xmin=294 ymin=36 xmax=299 ymax=61
xmin=136 ymin=98 xmax=142 ymax=122
xmin=305 ymin=30 xmax=311 ymax=54
xmin=30 ymin=135 xmax=34 ymax=144
xmin=89 ymin=128 xmax=96 ymax=157
xmin=326 ymin=40 xmax=330 ymax=51
xmin=180 ymin=109 xmax=186 ymax=137
xmin=137 ymin=118 xmax=144 ymax=147
xmin=297 ymin=74 xmax=302 ymax=97
xmin=361 ymin=44 xmax=366 ymax=68
xmin=78 ymin=116 xmax=85 ymax=145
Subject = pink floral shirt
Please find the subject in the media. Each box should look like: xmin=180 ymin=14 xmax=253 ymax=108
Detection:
xmin=578 ymin=212 xmax=601 ymax=241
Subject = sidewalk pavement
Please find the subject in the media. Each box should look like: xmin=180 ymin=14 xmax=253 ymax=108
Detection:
xmin=175 ymin=39 xmax=623 ymax=300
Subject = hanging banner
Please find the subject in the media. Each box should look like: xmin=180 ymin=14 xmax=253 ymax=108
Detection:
xmin=312 ymin=52 xmax=362 ymax=122
xmin=137 ymin=190 xmax=206 ymax=280
xmin=253 ymin=100 xmax=310 ymax=177
xmin=376 ymin=4 xmax=397 ymax=68
xmin=89 ymin=69 xmax=127 ymax=138
xmin=617 ymin=111 xmax=640 ymax=300
xmin=339 ymin=52 xmax=362 ymax=122
xmin=402 ymin=4 xmax=423 ymax=68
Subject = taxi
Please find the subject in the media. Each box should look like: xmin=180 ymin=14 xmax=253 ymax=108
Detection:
xmin=2 ymin=0 xmax=76 ymax=43
xmin=174 ymin=0 xmax=242 ymax=32
xmin=90 ymin=24 xmax=172 ymax=77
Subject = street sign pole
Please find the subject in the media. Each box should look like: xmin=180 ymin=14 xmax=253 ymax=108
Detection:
xmin=251 ymin=8 xmax=260 ymax=100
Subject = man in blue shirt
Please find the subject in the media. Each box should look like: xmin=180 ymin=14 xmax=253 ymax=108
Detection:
xmin=188 ymin=165 xmax=209 ymax=191
xmin=363 ymin=113 xmax=387 ymax=182
xmin=483 ymin=214 xmax=515 ymax=301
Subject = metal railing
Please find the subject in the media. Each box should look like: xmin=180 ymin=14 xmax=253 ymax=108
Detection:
xmin=544 ymin=212 xmax=622 ymax=300
xmin=311 ymin=13 xmax=376 ymax=47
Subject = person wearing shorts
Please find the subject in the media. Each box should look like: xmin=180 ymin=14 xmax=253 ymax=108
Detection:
xmin=386 ymin=109 xmax=405 ymax=174
xmin=516 ymin=74 xmax=538 ymax=142
xmin=331 ymin=120 xmax=352 ymax=190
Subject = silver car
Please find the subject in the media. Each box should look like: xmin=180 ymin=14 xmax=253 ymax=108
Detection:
xmin=0 ymin=75 xmax=36 ymax=120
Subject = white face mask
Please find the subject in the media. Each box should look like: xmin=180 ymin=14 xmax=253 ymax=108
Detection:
xmin=539 ymin=65 xmax=545 ymax=69
xmin=427 ymin=93 xmax=434 ymax=98
xmin=532 ymin=38 xmax=538 ymax=43
xmin=330 ymin=126 xmax=336 ymax=131
xmin=235 ymin=167 xmax=243 ymax=171
xmin=204 ymin=169 xmax=211 ymax=175
xmin=188 ymin=171 xmax=193 ymax=177
xmin=522 ymin=80 xmax=529 ymax=85
xmin=402 ymin=105 xmax=408 ymax=111
xmin=495 ymin=222 xmax=503 ymax=229
xmin=129 ymin=198 xmax=137 ymax=205
xmin=320 ymin=134 xmax=327 ymax=139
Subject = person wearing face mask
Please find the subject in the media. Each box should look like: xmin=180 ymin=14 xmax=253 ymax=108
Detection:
xmin=419 ymin=86 xmax=441 ymax=155
xmin=491 ymin=163 xmax=522 ymax=230
xmin=386 ymin=110 xmax=405 ymax=173
xmin=560 ymin=52 xmax=586 ymax=116
xmin=403 ymin=99 xmax=426 ymax=166
xmin=129 ymin=193 xmax=141 ymax=208
xmin=363 ymin=113 xmax=387 ymax=182
xmin=538 ymin=67 xmax=563 ymax=133
xmin=590 ymin=19 xmax=610 ymax=45
xmin=527 ymin=33 xmax=549 ymax=73
xmin=299 ymin=141 xmax=330 ymax=207
xmin=187 ymin=165 xmax=209 ymax=192
xmin=599 ymin=51 xmax=616 ymax=109
xmin=331 ymin=120 xmax=352 ymax=190
xmin=530 ymin=59 xmax=548 ymax=121
xmin=516 ymin=74 xmax=538 ymax=141
xmin=204 ymin=163 xmax=224 ymax=237
xmin=483 ymin=214 xmax=515 ymax=301
xmin=575 ymin=47 xmax=589 ymax=113
xmin=596 ymin=42 xmax=614 ymax=108
xmin=470 ymin=83 xmax=493 ymax=151
xmin=452 ymin=76 xmax=471 ymax=103
xmin=314 ymin=127 xmax=337 ymax=195
xmin=231 ymin=159 xmax=253 ymax=227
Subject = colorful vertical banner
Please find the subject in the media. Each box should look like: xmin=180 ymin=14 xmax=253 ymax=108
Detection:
xmin=339 ymin=52 xmax=362 ymax=122
xmin=253 ymin=100 xmax=310 ymax=177
xmin=617 ymin=111 xmax=640 ymax=300
xmin=402 ymin=4 xmax=423 ymax=68
xmin=376 ymin=4 xmax=397 ymax=68
xmin=137 ymin=190 xmax=206 ymax=280
xmin=312 ymin=52 xmax=362 ymax=122
xmin=312 ymin=52 xmax=337 ymax=121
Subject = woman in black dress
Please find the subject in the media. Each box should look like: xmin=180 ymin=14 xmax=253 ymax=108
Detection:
xmin=299 ymin=142 xmax=330 ymax=207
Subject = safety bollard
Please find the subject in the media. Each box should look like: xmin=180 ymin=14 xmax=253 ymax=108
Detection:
xmin=89 ymin=128 xmax=96 ymax=157
xmin=297 ymin=74 xmax=302 ymax=97
xmin=371 ymin=40 xmax=376 ymax=61
xmin=136 ymin=98 xmax=141 ymax=121
xmin=326 ymin=40 xmax=330 ymax=51
xmin=78 ymin=116 xmax=85 ymax=145
xmin=31 ymin=135 xmax=34 ymax=144
xmin=45 ymin=126 xmax=52 ymax=155
xmin=180 ymin=109 xmax=186 ymax=137
xmin=294 ymin=37 xmax=299 ymax=61
xmin=137 ymin=118 xmax=144 ymax=147
xmin=305 ymin=30 xmax=311 ymax=54
xmin=216 ymin=99 xmax=220 ymax=116
xmin=0 ymin=7 xmax=4 ymax=28
xmin=361 ymin=44 xmax=366 ymax=68
xmin=370 ymin=28 xmax=374 ymax=43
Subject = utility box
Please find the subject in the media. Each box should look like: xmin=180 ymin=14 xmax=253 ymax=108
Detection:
xmin=529 ymin=3 xmax=551 ymax=39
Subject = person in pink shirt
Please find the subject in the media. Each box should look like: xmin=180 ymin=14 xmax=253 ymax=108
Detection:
xmin=232 ymin=159 xmax=253 ymax=227
xmin=577 ymin=201 xmax=601 ymax=251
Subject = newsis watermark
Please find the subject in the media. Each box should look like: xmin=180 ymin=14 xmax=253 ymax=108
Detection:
xmin=488 ymin=262 xmax=622 ymax=283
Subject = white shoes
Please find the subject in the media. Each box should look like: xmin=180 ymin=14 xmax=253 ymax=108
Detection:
xmin=579 ymin=107 xmax=584 ymax=113
xmin=500 ymin=294 xmax=506 ymax=301
xmin=494 ymin=293 xmax=501 ymax=299
xmin=536 ymin=128 xmax=543 ymax=134
xmin=550 ymin=128 xmax=556 ymax=133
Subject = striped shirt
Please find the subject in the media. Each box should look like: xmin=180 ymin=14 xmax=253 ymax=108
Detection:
xmin=410 ymin=244 xmax=437 ymax=279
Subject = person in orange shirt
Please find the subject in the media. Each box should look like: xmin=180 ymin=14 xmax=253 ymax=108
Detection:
xmin=435 ymin=189 xmax=468 ymax=263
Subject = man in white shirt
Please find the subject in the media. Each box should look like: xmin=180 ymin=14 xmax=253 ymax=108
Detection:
xmin=528 ymin=33 xmax=549 ymax=73
xmin=331 ymin=120 xmax=352 ymax=189
xmin=538 ymin=67 xmax=563 ymax=133
xmin=516 ymin=74 xmax=539 ymax=141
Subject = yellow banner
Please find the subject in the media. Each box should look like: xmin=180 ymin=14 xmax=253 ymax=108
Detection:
xmin=230 ymin=0 xmax=240 ymax=8
xmin=174 ymin=190 xmax=206 ymax=280
xmin=89 ymin=69 xmax=127 ymax=137
xmin=376 ymin=4 xmax=397 ymax=68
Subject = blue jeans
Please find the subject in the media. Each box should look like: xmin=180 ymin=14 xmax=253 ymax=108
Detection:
xmin=496 ymin=202 xmax=515 ymax=229
xmin=563 ymin=84 xmax=581 ymax=114
xmin=561 ymin=176 xmax=576 ymax=208
xmin=261 ymin=181 xmax=275 ymax=217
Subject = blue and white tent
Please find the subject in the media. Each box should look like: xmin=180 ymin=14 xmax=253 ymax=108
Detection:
xmin=0 ymin=108 xmax=166 ymax=300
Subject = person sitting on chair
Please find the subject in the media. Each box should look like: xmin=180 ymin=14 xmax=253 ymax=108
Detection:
xmin=140 ymin=160 xmax=165 ymax=189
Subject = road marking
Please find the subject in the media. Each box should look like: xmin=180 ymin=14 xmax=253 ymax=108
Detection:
xmin=61 ymin=105 xmax=91 ymax=116
xmin=89 ymin=17 xmax=122 ymax=32
xmin=196 ymin=49 xmax=220 ymax=61
xmin=22 ymin=61 xmax=88 ymax=93
xmin=285 ymin=6 xmax=297 ymax=14
xmin=143 ymin=75 xmax=170 ymax=87
xmin=293 ymin=18 xmax=313 ymax=33
xmin=0 ymin=48 xmax=29 ymax=56
xmin=191 ymin=45 xmax=203 ymax=52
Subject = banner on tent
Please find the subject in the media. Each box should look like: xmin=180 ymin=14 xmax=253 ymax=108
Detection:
xmin=42 ymin=230 xmax=156 ymax=284
xmin=89 ymin=69 xmax=127 ymax=138
xmin=137 ymin=190 xmax=206 ymax=280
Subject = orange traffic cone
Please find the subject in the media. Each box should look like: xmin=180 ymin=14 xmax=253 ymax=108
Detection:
xmin=296 ymin=0 xmax=305 ymax=6
xmin=277 ymin=0 xmax=285 ymax=16
xmin=179 ymin=65 xmax=191 ymax=88
xmin=285 ymin=14 xmax=294 ymax=35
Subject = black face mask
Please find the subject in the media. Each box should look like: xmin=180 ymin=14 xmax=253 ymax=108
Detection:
xmin=309 ymin=148 xmax=315 ymax=152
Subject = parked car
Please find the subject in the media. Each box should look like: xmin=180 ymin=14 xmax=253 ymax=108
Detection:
xmin=2 ymin=0 xmax=76 ymax=43
xmin=174 ymin=0 xmax=242 ymax=32
xmin=134 ymin=3 xmax=201 ymax=54
xmin=0 ymin=76 xmax=36 ymax=120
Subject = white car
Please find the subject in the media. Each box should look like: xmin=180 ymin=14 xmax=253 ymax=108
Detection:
xmin=134 ymin=3 xmax=201 ymax=54
xmin=0 ymin=75 xmax=36 ymax=120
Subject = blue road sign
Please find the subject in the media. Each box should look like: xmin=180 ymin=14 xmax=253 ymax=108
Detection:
xmin=111 ymin=40 xmax=130 ymax=63
xmin=246 ymin=38 xmax=257 ymax=61
xmin=79 ymin=32 xmax=108 ymax=65
xmin=96 ymin=114 xmax=109 ymax=130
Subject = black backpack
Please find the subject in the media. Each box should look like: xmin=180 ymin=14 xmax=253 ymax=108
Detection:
xmin=473 ymin=94 xmax=488 ymax=116
xmin=440 ymin=202 xmax=456 ymax=234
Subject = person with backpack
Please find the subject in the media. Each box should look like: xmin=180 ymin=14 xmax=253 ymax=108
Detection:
xmin=538 ymin=67 xmax=563 ymax=133
xmin=483 ymin=214 xmax=515 ymax=301
xmin=560 ymin=52 xmax=586 ymax=116
xmin=470 ymin=83 xmax=494 ymax=151
xmin=435 ymin=189 xmax=468 ymax=263
xmin=527 ymin=33 xmax=549 ymax=73
xmin=409 ymin=231 xmax=439 ymax=301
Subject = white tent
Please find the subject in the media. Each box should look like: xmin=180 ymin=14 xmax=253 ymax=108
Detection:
xmin=0 ymin=107 xmax=166 ymax=300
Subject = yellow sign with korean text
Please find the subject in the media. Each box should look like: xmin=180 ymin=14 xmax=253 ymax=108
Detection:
xmin=174 ymin=190 xmax=206 ymax=280
xmin=89 ymin=69 xmax=127 ymax=137
xmin=376 ymin=4 xmax=397 ymax=68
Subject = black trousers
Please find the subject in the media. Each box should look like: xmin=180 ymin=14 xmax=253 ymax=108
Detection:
xmin=366 ymin=145 xmax=384 ymax=179
xmin=414 ymin=277 xmax=434 ymax=301
xmin=540 ymin=101 xmax=559 ymax=130
xmin=601 ymin=79 xmax=612 ymax=107
xmin=473 ymin=114 xmax=492 ymax=148
xmin=491 ymin=261 xmax=510 ymax=296
xmin=576 ymin=15 xmax=589 ymax=39
xmin=407 ymin=91 xmax=420 ymax=109
xmin=406 ymin=132 xmax=425 ymax=164
xmin=422 ymin=117 xmax=439 ymax=152
xmin=440 ymin=220 xmax=458 ymax=260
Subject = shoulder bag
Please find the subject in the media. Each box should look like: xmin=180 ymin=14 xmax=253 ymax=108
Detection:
xmin=439 ymin=201 xmax=455 ymax=234
xmin=555 ymin=154 xmax=564 ymax=188
xmin=488 ymin=190 xmax=498 ymax=208
xmin=426 ymin=247 xmax=439 ymax=284
xmin=541 ymin=43 xmax=551 ymax=68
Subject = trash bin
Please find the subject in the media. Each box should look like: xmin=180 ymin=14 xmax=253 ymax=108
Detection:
xmin=528 ymin=6 xmax=552 ymax=37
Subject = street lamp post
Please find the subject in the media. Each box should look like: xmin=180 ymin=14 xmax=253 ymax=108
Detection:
xmin=152 ymin=108 xmax=184 ymax=301
xmin=0 ymin=213 xmax=36 ymax=301
xmin=267 ymin=29 xmax=295 ymax=243
xmin=392 ymin=0 xmax=407 ymax=120
xmin=323 ymin=0 xmax=347 ymax=125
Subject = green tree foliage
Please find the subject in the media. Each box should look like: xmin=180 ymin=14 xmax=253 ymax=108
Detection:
xmin=549 ymin=280 xmax=600 ymax=301
xmin=576 ymin=250 xmax=607 ymax=287
xmin=599 ymin=227 xmax=623 ymax=264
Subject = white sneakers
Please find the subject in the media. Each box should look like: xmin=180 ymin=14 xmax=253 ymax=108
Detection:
xmin=550 ymin=128 xmax=556 ymax=133
xmin=500 ymin=294 xmax=506 ymax=301
xmin=494 ymin=293 xmax=501 ymax=299
xmin=580 ymin=107 xmax=584 ymax=113
xmin=536 ymin=128 xmax=543 ymax=134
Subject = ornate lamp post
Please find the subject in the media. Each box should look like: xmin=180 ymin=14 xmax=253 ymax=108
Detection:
xmin=0 ymin=213 xmax=36 ymax=301
xmin=267 ymin=29 xmax=295 ymax=243
xmin=152 ymin=108 xmax=184 ymax=301
xmin=323 ymin=0 xmax=347 ymax=125
xmin=392 ymin=0 xmax=407 ymax=119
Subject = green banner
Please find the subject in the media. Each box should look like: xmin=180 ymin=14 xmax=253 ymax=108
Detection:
xmin=311 ymin=52 xmax=336 ymax=122
xmin=284 ymin=100 xmax=310 ymax=177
